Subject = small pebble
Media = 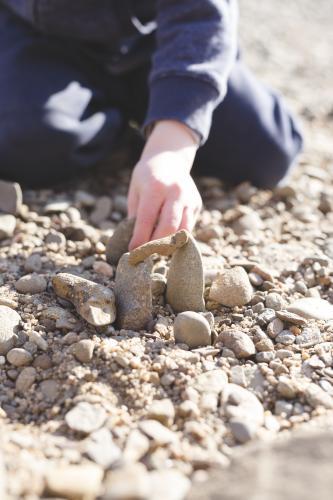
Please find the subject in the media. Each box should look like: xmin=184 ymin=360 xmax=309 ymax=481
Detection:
xmin=65 ymin=402 xmax=107 ymax=433
xmin=216 ymin=330 xmax=255 ymax=358
xmin=7 ymin=348 xmax=32 ymax=367
xmin=73 ymin=339 xmax=95 ymax=363
xmin=209 ymin=267 xmax=253 ymax=307
xmin=15 ymin=274 xmax=47 ymax=294
xmin=174 ymin=311 xmax=211 ymax=349
xmin=15 ymin=367 xmax=37 ymax=393
xmin=275 ymin=330 xmax=295 ymax=345
xmin=0 ymin=306 xmax=20 ymax=355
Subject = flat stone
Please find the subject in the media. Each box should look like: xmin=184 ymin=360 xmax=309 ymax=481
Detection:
xmin=174 ymin=311 xmax=211 ymax=348
xmin=194 ymin=369 xmax=228 ymax=394
xmin=103 ymin=463 xmax=150 ymax=500
xmin=166 ymin=234 xmax=205 ymax=313
xmin=114 ymin=253 xmax=153 ymax=330
xmin=0 ymin=305 xmax=20 ymax=355
xmin=276 ymin=310 xmax=307 ymax=326
xmin=27 ymin=330 xmax=48 ymax=351
xmin=0 ymin=214 xmax=16 ymax=240
xmin=216 ymin=330 xmax=255 ymax=358
xmin=52 ymin=273 xmax=116 ymax=326
xmin=275 ymin=330 xmax=296 ymax=345
xmin=45 ymin=463 xmax=103 ymax=500
xmin=188 ymin=432 xmax=333 ymax=500
xmin=139 ymin=419 xmax=177 ymax=446
xmin=209 ymin=267 xmax=252 ymax=307
xmin=147 ymin=399 xmax=175 ymax=427
xmin=15 ymin=274 xmax=47 ymax=294
xmin=287 ymin=298 xmax=333 ymax=320
xmin=229 ymin=420 xmax=259 ymax=444
xmin=0 ymin=180 xmax=22 ymax=215
xmin=65 ymin=402 xmax=107 ymax=433
xmin=106 ymin=218 xmax=135 ymax=265
xmin=73 ymin=339 xmax=95 ymax=363
xmin=15 ymin=367 xmax=36 ymax=393
xmin=7 ymin=348 xmax=32 ymax=367
xmin=85 ymin=428 xmax=122 ymax=468
xmin=267 ymin=318 xmax=284 ymax=338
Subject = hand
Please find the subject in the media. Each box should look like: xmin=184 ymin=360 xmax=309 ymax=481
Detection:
xmin=127 ymin=120 xmax=202 ymax=250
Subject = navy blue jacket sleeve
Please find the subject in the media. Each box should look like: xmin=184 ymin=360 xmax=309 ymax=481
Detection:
xmin=143 ymin=0 xmax=238 ymax=144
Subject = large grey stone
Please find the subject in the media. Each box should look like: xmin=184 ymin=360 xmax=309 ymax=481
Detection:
xmin=114 ymin=253 xmax=153 ymax=330
xmin=166 ymin=234 xmax=205 ymax=313
xmin=106 ymin=218 xmax=135 ymax=265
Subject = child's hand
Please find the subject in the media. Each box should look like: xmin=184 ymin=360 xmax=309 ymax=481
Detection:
xmin=128 ymin=120 xmax=202 ymax=250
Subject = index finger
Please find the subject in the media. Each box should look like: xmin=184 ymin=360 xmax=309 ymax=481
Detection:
xmin=129 ymin=192 xmax=162 ymax=250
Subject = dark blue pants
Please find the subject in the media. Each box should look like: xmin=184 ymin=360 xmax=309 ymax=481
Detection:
xmin=0 ymin=6 xmax=303 ymax=188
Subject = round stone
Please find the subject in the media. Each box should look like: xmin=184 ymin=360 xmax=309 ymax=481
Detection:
xmin=209 ymin=267 xmax=253 ymax=307
xmin=174 ymin=311 xmax=211 ymax=348
xmin=216 ymin=330 xmax=255 ymax=358
xmin=265 ymin=293 xmax=285 ymax=311
xmin=65 ymin=402 xmax=107 ymax=433
xmin=15 ymin=367 xmax=37 ymax=393
xmin=0 ymin=305 xmax=20 ymax=355
xmin=7 ymin=348 xmax=32 ymax=367
xmin=15 ymin=274 xmax=47 ymax=294
xmin=73 ymin=339 xmax=95 ymax=363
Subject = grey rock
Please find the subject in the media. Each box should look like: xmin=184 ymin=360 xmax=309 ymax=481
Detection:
xmin=209 ymin=266 xmax=252 ymax=307
xmin=188 ymin=432 xmax=333 ymax=500
xmin=0 ymin=179 xmax=22 ymax=215
xmin=274 ymin=400 xmax=293 ymax=416
xmin=115 ymin=253 xmax=153 ymax=330
xmin=73 ymin=339 xmax=95 ymax=363
xmin=229 ymin=420 xmax=259 ymax=444
xmin=216 ymin=330 xmax=255 ymax=358
xmin=7 ymin=348 xmax=32 ymax=367
xmin=257 ymin=308 xmax=276 ymax=326
xmin=15 ymin=274 xmax=47 ymax=294
xmin=233 ymin=212 xmax=263 ymax=235
xmin=265 ymin=292 xmax=285 ymax=311
xmin=0 ymin=214 xmax=16 ymax=240
xmin=24 ymin=253 xmax=42 ymax=273
xmin=267 ymin=318 xmax=284 ymax=338
xmin=287 ymin=297 xmax=333 ymax=320
xmin=40 ymin=379 xmax=59 ymax=402
xmin=45 ymin=231 xmax=66 ymax=247
xmin=277 ymin=376 xmax=300 ymax=399
xmin=0 ymin=305 xmax=20 ymax=355
xmin=174 ymin=311 xmax=211 ymax=348
xmin=295 ymin=328 xmax=322 ymax=348
xmin=256 ymin=351 xmax=275 ymax=363
xmin=106 ymin=218 xmax=135 ymax=265
xmin=65 ymin=402 xmax=107 ymax=433
xmin=305 ymin=383 xmax=333 ymax=409
xmin=276 ymin=309 xmax=307 ymax=326
xmin=52 ymin=273 xmax=116 ymax=326
xmin=166 ymin=234 xmax=205 ymax=313
xmin=275 ymin=330 xmax=296 ymax=345
xmin=90 ymin=196 xmax=112 ymax=225
xmin=15 ymin=367 xmax=37 ymax=393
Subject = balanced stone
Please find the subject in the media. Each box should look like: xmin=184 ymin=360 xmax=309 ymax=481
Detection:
xmin=287 ymin=297 xmax=333 ymax=320
xmin=0 ymin=305 xmax=20 ymax=355
xmin=209 ymin=267 xmax=252 ymax=307
xmin=166 ymin=233 xmax=205 ymax=312
xmin=114 ymin=253 xmax=153 ymax=330
xmin=52 ymin=273 xmax=116 ymax=326
xmin=0 ymin=180 xmax=22 ymax=215
xmin=174 ymin=311 xmax=211 ymax=348
xmin=106 ymin=217 xmax=135 ymax=265
xmin=216 ymin=330 xmax=255 ymax=358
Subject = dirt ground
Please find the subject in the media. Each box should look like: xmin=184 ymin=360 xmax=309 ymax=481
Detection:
xmin=0 ymin=1 xmax=333 ymax=499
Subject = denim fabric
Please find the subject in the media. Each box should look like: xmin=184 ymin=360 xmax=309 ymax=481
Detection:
xmin=0 ymin=5 xmax=303 ymax=188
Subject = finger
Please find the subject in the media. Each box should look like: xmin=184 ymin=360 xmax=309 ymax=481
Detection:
xmin=152 ymin=198 xmax=183 ymax=240
xmin=179 ymin=206 xmax=196 ymax=232
xmin=127 ymin=180 xmax=139 ymax=218
xmin=129 ymin=193 xmax=162 ymax=250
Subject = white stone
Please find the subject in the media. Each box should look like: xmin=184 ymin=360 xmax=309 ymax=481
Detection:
xmin=287 ymin=298 xmax=333 ymax=321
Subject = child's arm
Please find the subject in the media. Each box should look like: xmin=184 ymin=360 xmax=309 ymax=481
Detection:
xmin=128 ymin=120 xmax=201 ymax=250
xmin=128 ymin=0 xmax=238 ymax=248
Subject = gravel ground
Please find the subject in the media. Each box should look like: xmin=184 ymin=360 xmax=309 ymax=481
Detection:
xmin=0 ymin=1 xmax=332 ymax=499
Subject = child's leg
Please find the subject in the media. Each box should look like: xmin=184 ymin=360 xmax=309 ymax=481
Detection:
xmin=0 ymin=7 xmax=126 ymax=187
xmin=193 ymin=59 xmax=303 ymax=188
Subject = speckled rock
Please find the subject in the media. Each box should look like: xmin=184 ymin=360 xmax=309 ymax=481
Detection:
xmin=0 ymin=306 xmax=20 ymax=355
xmin=106 ymin=217 xmax=135 ymax=265
xmin=174 ymin=311 xmax=211 ymax=348
xmin=166 ymin=234 xmax=205 ymax=313
xmin=15 ymin=274 xmax=47 ymax=294
xmin=114 ymin=253 xmax=153 ymax=330
xmin=287 ymin=297 xmax=333 ymax=320
xmin=52 ymin=273 xmax=116 ymax=326
xmin=216 ymin=330 xmax=255 ymax=358
xmin=209 ymin=267 xmax=252 ymax=307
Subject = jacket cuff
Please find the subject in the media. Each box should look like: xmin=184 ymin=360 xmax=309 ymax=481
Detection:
xmin=143 ymin=76 xmax=221 ymax=145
